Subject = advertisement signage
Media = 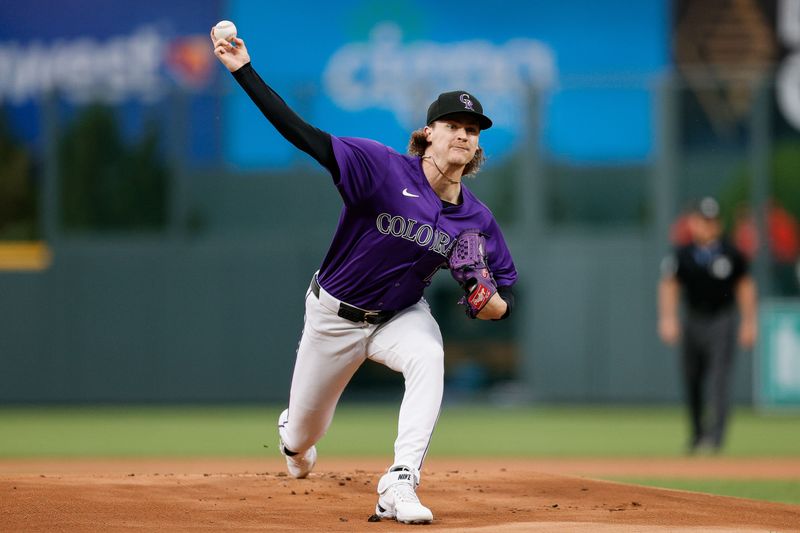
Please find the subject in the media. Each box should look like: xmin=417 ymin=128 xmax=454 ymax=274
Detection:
xmin=225 ymin=0 xmax=669 ymax=168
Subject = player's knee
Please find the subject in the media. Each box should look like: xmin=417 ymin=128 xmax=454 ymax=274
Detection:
xmin=404 ymin=346 xmax=444 ymax=377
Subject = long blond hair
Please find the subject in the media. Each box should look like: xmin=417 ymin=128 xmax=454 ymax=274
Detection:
xmin=407 ymin=128 xmax=486 ymax=177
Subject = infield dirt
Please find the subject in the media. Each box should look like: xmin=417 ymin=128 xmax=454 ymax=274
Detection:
xmin=1 ymin=458 xmax=799 ymax=532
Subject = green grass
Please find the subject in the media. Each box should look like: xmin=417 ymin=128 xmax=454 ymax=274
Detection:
xmin=2 ymin=404 xmax=799 ymax=504
xmin=0 ymin=405 xmax=277 ymax=457
xmin=610 ymin=478 xmax=800 ymax=505
xmin=0 ymin=404 xmax=799 ymax=458
xmin=327 ymin=404 xmax=800 ymax=457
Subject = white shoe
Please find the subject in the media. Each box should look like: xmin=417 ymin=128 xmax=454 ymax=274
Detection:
xmin=375 ymin=466 xmax=433 ymax=524
xmin=278 ymin=408 xmax=316 ymax=479
xmin=280 ymin=442 xmax=317 ymax=479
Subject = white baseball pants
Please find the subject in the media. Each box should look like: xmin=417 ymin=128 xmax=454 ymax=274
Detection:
xmin=278 ymin=276 xmax=444 ymax=472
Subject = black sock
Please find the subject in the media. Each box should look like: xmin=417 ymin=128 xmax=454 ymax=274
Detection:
xmin=283 ymin=447 xmax=299 ymax=457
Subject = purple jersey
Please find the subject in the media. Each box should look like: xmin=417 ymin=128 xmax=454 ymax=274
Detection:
xmin=315 ymin=136 xmax=517 ymax=311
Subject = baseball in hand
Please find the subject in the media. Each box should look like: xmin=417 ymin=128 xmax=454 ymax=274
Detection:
xmin=213 ymin=20 xmax=237 ymax=42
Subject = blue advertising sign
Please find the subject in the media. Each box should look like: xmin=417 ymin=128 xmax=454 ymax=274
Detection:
xmin=224 ymin=0 xmax=668 ymax=168
xmin=1 ymin=0 xmax=669 ymax=168
xmin=757 ymin=300 xmax=800 ymax=409
xmin=0 ymin=0 xmax=221 ymax=161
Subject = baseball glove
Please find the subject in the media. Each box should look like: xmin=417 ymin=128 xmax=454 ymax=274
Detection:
xmin=448 ymin=229 xmax=497 ymax=318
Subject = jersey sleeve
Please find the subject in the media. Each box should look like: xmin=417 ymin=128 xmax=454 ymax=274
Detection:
xmin=672 ymin=247 xmax=691 ymax=283
xmin=484 ymin=218 xmax=517 ymax=287
xmin=330 ymin=136 xmax=392 ymax=206
xmin=231 ymin=63 xmax=337 ymax=176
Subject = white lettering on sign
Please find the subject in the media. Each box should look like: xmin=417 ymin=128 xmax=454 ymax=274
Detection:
xmin=0 ymin=27 xmax=164 ymax=105
xmin=779 ymin=0 xmax=800 ymax=47
xmin=777 ymin=53 xmax=800 ymax=130
xmin=777 ymin=0 xmax=800 ymax=131
xmin=775 ymin=317 xmax=800 ymax=390
xmin=322 ymin=23 xmax=557 ymax=129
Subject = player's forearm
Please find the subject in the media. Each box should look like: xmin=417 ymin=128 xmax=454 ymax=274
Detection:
xmin=232 ymin=63 xmax=338 ymax=176
xmin=736 ymin=276 xmax=758 ymax=321
xmin=477 ymin=292 xmax=508 ymax=320
xmin=497 ymin=285 xmax=514 ymax=319
xmin=735 ymin=275 xmax=758 ymax=348
xmin=658 ymin=277 xmax=679 ymax=320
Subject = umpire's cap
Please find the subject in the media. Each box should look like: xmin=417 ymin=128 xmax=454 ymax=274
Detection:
xmin=693 ymin=196 xmax=721 ymax=219
xmin=427 ymin=91 xmax=493 ymax=130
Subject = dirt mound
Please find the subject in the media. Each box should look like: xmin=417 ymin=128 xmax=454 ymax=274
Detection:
xmin=1 ymin=458 xmax=798 ymax=532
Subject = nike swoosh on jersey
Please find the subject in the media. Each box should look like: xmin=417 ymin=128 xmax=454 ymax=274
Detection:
xmin=402 ymin=188 xmax=420 ymax=198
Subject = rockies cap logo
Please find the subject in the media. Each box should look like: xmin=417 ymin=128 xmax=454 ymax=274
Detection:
xmin=426 ymin=90 xmax=493 ymax=130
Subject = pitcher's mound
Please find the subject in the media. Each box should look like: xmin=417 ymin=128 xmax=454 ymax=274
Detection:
xmin=1 ymin=458 xmax=798 ymax=532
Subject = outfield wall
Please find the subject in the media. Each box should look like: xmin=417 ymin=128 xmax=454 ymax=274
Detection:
xmin=0 ymin=174 xmax=754 ymax=404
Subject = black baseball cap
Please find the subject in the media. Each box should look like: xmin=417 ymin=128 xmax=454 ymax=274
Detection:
xmin=693 ymin=196 xmax=721 ymax=219
xmin=426 ymin=91 xmax=493 ymax=130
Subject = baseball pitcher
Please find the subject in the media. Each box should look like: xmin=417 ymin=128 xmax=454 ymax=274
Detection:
xmin=212 ymin=28 xmax=517 ymax=525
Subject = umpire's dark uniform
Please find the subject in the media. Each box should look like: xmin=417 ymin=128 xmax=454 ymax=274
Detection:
xmin=659 ymin=198 xmax=757 ymax=453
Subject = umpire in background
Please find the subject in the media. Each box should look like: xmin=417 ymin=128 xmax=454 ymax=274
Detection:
xmin=658 ymin=197 xmax=758 ymax=454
